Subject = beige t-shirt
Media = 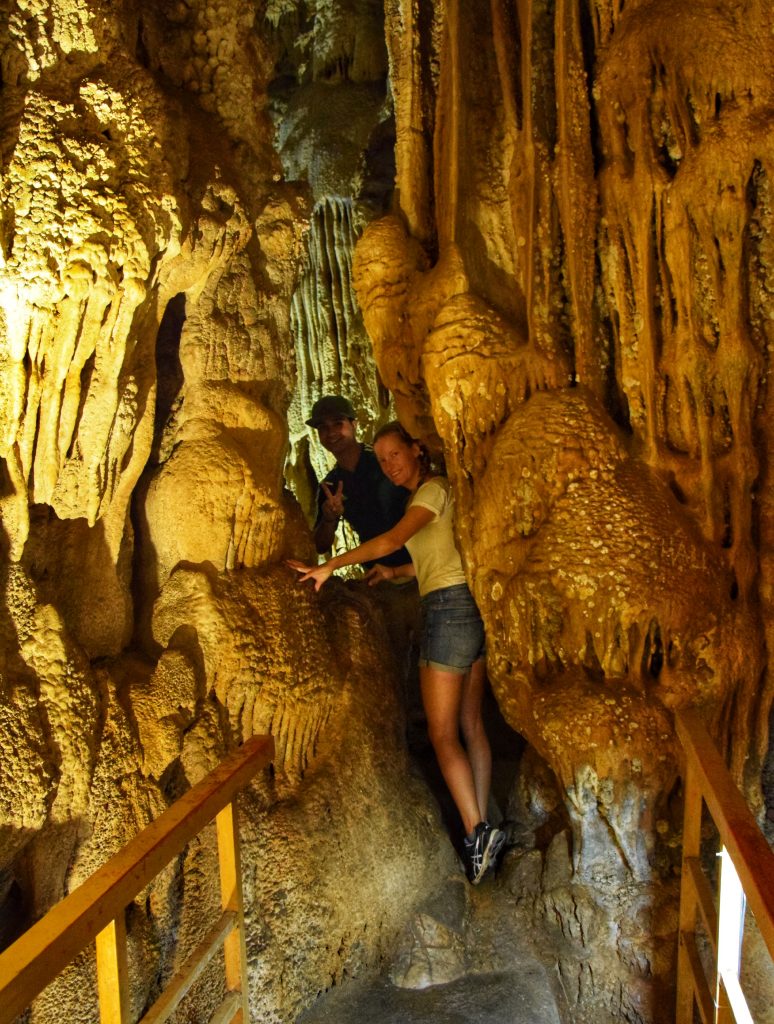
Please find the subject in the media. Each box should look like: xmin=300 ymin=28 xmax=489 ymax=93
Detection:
xmin=404 ymin=477 xmax=467 ymax=596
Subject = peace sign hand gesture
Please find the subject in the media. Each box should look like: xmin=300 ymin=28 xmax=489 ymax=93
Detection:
xmin=321 ymin=480 xmax=345 ymax=522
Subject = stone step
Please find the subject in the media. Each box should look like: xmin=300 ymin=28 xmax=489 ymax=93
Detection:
xmin=297 ymin=965 xmax=562 ymax=1024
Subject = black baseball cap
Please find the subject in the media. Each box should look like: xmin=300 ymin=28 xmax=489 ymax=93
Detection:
xmin=305 ymin=395 xmax=357 ymax=427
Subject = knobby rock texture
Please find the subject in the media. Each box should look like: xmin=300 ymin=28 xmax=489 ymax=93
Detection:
xmin=0 ymin=2 xmax=772 ymax=1024
xmin=353 ymin=0 xmax=773 ymax=1020
xmin=0 ymin=2 xmax=454 ymax=1023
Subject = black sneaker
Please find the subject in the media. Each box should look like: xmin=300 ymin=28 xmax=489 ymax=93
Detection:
xmin=463 ymin=822 xmax=505 ymax=884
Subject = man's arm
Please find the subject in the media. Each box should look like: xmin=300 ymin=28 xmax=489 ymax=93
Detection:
xmin=313 ymin=513 xmax=338 ymax=553
xmin=365 ymin=561 xmax=416 ymax=585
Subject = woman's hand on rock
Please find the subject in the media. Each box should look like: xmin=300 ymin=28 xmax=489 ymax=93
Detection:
xmin=287 ymin=559 xmax=334 ymax=592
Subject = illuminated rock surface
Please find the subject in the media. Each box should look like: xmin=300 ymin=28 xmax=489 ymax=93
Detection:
xmin=1 ymin=1 xmax=772 ymax=1023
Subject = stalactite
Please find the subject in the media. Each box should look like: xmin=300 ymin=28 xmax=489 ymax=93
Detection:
xmin=0 ymin=72 xmax=177 ymax=558
xmin=553 ymin=0 xmax=601 ymax=394
xmin=286 ymin=196 xmax=389 ymax=518
xmin=433 ymin=0 xmax=458 ymax=249
xmin=383 ymin=0 xmax=436 ymax=245
xmin=596 ymin=2 xmax=772 ymax=622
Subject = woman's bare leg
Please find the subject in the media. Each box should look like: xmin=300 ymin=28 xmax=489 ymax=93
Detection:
xmin=420 ymin=664 xmax=482 ymax=835
xmin=459 ymin=657 xmax=491 ymax=822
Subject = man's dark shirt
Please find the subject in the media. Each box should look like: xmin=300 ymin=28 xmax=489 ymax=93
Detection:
xmin=315 ymin=444 xmax=412 ymax=568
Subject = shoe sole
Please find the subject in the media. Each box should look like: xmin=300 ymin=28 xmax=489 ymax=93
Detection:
xmin=488 ymin=828 xmax=506 ymax=869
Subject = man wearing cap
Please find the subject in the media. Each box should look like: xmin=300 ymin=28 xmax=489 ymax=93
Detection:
xmin=306 ymin=395 xmax=412 ymax=570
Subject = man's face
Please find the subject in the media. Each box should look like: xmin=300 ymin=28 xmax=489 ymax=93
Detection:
xmin=316 ymin=416 xmax=357 ymax=457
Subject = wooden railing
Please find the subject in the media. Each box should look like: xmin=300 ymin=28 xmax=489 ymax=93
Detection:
xmin=0 ymin=734 xmax=274 ymax=1024
xmin=675 ymin=709 xmax=774 ymax=1024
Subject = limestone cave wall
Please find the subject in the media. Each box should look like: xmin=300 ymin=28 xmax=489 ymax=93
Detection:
xmin=358 ymin=0 xmax=774 ymax=792
xmin=0 ymin=2 xmax=453 ymax=1022
xmin=352 ymin=1 xmax=774 ymax=1019
xmin=0 ymin=2 xmax=772 ymax=1024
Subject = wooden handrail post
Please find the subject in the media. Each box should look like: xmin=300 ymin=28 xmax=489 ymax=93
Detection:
xmin=96 ymin=910 xmax=130 ymax=1024
xmin=0 ymin=735 xmax=273 ymax=1024
xmin=676 ymin=760 xmax=702 ymax=1024
xmin=216 ymin=800 xmax=250 ymax=1022
xmin=675 ymin=710 xmax=774 ymax=1024
xmin=676 ymin=710 xmax=774 ymax=955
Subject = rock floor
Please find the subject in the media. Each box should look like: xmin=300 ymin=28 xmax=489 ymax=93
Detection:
xmin=297 ymin=867 xmax=563 ymax=1024
xmin=297 ymin=967 xmax=560 ymax=1024
xmin=297 ymin=645 xmax=563 ymax=1024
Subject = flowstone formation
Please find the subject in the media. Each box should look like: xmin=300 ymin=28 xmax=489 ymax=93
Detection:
xmin=0 ymin=0 xmax=310 ymax=659
xmin=353 ymin=1 xmax=774 ymax=1021
xmin=8 ymin=565 xmax=454 ymax=1024
xmin=0 ymin=1 xmax=454 ymax=1022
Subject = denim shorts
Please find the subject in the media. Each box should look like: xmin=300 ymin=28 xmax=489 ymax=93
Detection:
xmin=419 ymin=583 xmax=486 ymax=673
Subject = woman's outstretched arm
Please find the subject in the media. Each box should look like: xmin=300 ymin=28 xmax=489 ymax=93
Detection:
xmin=289 ymin=504 xmax=434 ymax=590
